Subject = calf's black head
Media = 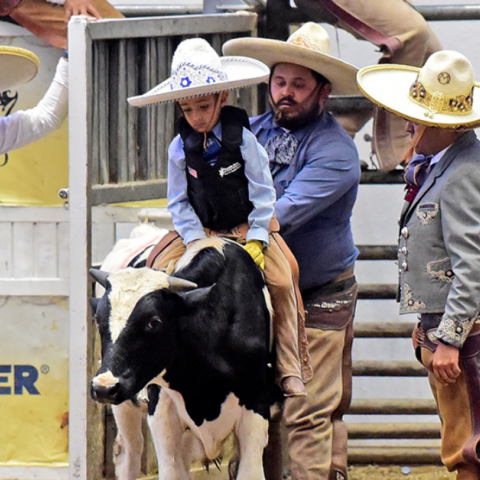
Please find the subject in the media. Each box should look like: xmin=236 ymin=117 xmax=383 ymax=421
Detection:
xmin=89 ymin=267 xmax=198 ymax=405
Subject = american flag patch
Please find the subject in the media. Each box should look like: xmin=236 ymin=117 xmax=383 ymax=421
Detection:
xmin=188 ymin=167 xmax=198 ymax=178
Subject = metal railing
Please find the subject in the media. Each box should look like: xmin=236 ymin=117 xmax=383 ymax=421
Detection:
xmin=350 ymin=240 xmax=441 ymax=464
xmin=73 ymin=14 xmax=258 ymax=206
xmin=114 ymin=3 xmax=480 ymax=21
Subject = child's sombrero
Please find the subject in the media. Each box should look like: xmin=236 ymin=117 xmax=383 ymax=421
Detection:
xmin=128 ymin=38 xmax=270 ymax=107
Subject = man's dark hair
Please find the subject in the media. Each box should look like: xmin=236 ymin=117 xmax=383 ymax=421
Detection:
xmin=311 ymin=70 xmax=330 ymax=87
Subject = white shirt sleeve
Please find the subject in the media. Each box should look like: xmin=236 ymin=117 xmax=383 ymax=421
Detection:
xmin=46 ymin=0 xmax=66 ymax=5
xmin=0 ymin=57 xmax=68 ymax=156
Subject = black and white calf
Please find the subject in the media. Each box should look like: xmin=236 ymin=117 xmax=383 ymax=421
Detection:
xmin=92 ymin=224 xmax=169 ymax=480
xmin=90 ymin=235 xmax=274 ymax=480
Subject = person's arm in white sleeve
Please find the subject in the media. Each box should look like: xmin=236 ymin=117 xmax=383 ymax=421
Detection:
xmin=0 ymin=57 xmax=68 ymax=156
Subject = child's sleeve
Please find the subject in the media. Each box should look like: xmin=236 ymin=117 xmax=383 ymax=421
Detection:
xmin=167 ymin=136 xmax=208 ymax=246
xmin=241 ymin=128 xmax=276 ymax=247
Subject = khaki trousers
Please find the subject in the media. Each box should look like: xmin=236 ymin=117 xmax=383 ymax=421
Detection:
xmin=9 ymin=0 xmax=123 ymax=49
xmin=418 ymin=329 xmax=480 ymax=480
xmin=266 ymin=281 xmax=357 ymax=480
xmin=294 ymin=0 xmax=442 ymax=170
xmin=149 ymin=228 xmax=310 ymax=387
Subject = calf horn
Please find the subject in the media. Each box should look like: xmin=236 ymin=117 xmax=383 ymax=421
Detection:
xmin=89 ymin=269 xmax=110 ymax=287
xmin=166 ymin=276 xmax=198 ymax=292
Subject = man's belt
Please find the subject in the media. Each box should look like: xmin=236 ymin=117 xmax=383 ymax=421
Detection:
xmin=302 ymin=269 xmax=356 ymax=299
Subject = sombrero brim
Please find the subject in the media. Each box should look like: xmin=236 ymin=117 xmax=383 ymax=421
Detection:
xmin=222 ymin=37 xmax=360 ymax=96
xmin=357 ymin=64 xmax=480 ymax=129
xmin=0 ymin=46 xmax=40 ymax=92
xmin=128 ymin=56 xmax=269 ymax=107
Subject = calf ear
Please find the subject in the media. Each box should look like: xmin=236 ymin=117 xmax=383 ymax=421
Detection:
xmin=89 ymin=297 xmax=99 ymax=313
xmin=167 ymin=275 xmax=198 ymax=292
xmin=180 ymin=285 xmax=214 ymax=305
xmin=89 ymin=269 xmax=109 ymax=287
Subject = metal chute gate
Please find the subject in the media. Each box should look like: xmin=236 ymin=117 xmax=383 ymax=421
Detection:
xmin=67 ymin=13 xmax=259 ymax=480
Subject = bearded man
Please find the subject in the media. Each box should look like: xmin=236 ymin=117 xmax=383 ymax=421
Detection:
xmin=224 ymin=22 xmax=361 ymax=480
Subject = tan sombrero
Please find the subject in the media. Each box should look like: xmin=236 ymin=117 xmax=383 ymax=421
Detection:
xmin=357 ymin=50 xmax=480 ymax=129
xmin=128 ymin=38 xmax=270 ymax=107
xmin=0 ymin=46 xmax=40 ymax=92
xmin=222 ymin=22 xmax=360 ymax=96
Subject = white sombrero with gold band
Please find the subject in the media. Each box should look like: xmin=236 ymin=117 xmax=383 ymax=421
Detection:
xmin=357 ymin=50 xmax=480 ymax=129
xmin=222 ymin=22 xmax=360 ymax=96
xmin=0 ymin=46 xmax=40 ymax=92
xmin=128 ymin=38 xmax=270 ymax=107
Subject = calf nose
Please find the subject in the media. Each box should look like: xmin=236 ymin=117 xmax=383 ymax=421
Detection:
xmin=91 ymin=381 xmax=120 ymax=404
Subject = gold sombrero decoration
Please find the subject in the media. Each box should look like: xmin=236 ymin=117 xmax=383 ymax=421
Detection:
xmin=357 ymin=50 xmax=480 ymax=129
xmin=0 ymin=46 xmax=40 ymax=92
xmin=222 ymin=22 xmax=360 ymax=96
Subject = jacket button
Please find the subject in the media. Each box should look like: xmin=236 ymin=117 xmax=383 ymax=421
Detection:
xmin=402 ymin=261 xmax=408 ymax=271
xmin=401 ymin=246 xmax=407 ymax=255
xmin=401 ymin=227 xmax=409 ymax=238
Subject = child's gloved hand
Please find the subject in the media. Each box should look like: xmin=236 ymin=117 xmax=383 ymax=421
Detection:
xmin=243 ymin=240 xmax=265 ymax=270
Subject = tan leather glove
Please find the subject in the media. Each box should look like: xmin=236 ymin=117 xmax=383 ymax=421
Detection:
xmin=243 ymin=240 xmax=265 ymax=270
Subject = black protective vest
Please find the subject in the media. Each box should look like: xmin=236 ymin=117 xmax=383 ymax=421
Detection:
xmin=180 ymin=105 xmax=254 ymax=231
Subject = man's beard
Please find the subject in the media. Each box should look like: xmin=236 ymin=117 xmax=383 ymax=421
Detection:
xmin=273 ymin=93 xmax=322 ymax=130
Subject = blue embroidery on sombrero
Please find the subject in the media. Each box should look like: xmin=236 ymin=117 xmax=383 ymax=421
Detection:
xmin=171 ymin=62 xmax=227 ymax=90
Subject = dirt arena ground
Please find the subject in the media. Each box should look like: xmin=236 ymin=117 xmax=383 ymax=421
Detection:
xmin=280 ymin=465 xmax=456 ymax=479
xmin=347 ymin=465 xmax=456 ymax=479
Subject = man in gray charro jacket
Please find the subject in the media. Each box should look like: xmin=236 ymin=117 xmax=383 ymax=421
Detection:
xmin=358 ymin=51 xmax=480 ymax=480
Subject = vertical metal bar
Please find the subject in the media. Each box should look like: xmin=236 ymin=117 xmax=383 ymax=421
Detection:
xmin=115 ymin=39 xmax=129 ymax=183
xmin=68 ymin=15 xmax=93 ymax=480
xmin=137 ymin=38 xmax=149 ymax=183
xmin=154 ymin=37 xmax=164 ymax=181
xmin=107 ymin=42 xmax=119 ymax=183
xmin=147 ymin=37 xmax=158 ymax=180
xmin=93 ymin=41 xmax=109 ymax=184
xmin=155 ymin=36 xmax=172 ymax=181
xmin=126 ymin=39 xmax=138 ymax=181
xmin=91 ymin=43 xmax=100 ymax=185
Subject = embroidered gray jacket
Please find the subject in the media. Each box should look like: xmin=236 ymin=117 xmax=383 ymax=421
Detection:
xmin=398 ymin=130 xmax=480 ymax=348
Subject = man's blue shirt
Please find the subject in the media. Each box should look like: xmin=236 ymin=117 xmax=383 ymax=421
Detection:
xmin=251 ymin=110 xmax=360 ymax=290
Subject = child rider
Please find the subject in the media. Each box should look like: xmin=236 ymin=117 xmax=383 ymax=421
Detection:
xmin=128 ymin=38 xmax=309 ymax=397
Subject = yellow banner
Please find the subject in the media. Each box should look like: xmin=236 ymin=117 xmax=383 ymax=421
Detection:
xmin=0 ymin=296 xmax=69 ymax=466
